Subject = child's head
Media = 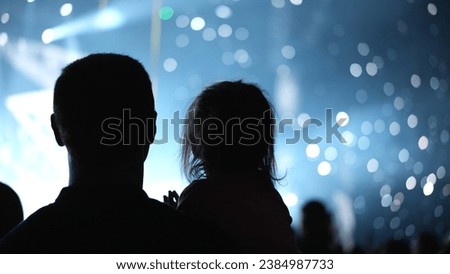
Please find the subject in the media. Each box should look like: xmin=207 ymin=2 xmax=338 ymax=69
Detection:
xmin=182 ymin=80 xmax=277 ymax=182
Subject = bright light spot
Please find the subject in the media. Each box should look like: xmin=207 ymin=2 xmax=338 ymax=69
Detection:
xmin=411 ymin=74 xmax=421 ymax=88
xmin=317 ymin=161 xmax=332 ymax=176
xmin=407 ymin=114 xmax=418 ymax=128
xmin=356 ymin=89 xmax=368 ymax=104
xmin=1 ymin=13 xmax=10 ymax=24
xmin=357 ymin=42 xmax=370 ymax=56
xmin=60 ymin=3 xmax=73 ymax=17
xmin=190 ymin=17 xmax=205 ymax=31
xmin=281 ymin=45 xmax=296 ymax=59
xmin=27 ymin=0 xmax=35 ymax=3
xmin=443 ymin=184 xmax=450 ymax=196
xmin=221 ymin=51 xmax=235 ymax=65
xmin=389 ymin=121 xmax=401 ymax=136
xmin=427 ymin=173 xmax=437 ymax=185
xmin=282 ymin=193 xmax=298 ymax=207
xmin=94 ymin=9 xmax=124 ymax=29
xmin=297 ymin=113 xmax=311 ymax=128
xmin=418 ymin=136 xmax=429 ymax=150
xmin=423 ymin=182 xmax=434 ymax=196
xmin=406 ymin=176 xmax=416 ymax=190
xmin=235 ymin=27 xmax=249 ymax=41
xmin=350 ymin=63 xmax=362 ymax=77
xmin=159 ymin=6 xmax=174 ymax=21
xmin=290 ymin=0 xmax=303 ymax=4
xmin=398 ymin=148 xmax=409 ymax=163
xmin=437 ymin=166 xmax=446 ymax=179
xmin=176 ymin=34 xmax=190 ymax=47
xmin=215 ymin=5 xmax=232 ymax=19
xmin=271 ymin=0 xmax=286 ymax=8
xmin=427 ymin=3 xmax=438 ymax=15
xmin=430 ymin=76 xmax=440 ymax=90
xmin=381 ymin=194 xmax=392 ymax=207
xmin=218 ymin=24 xmax=232 ymax=37
xmin=366 ymin=62 xmax=378 ymax=76
xmin=361 ymin=121 xmax=373 ymax=135
xmin=163 ymin=58 xmax=177 ymax=72
xmin=374 ymin=119 xmax=385 ymax=133
xmin=383 ymin=82 xmax=395 ymax=96
xmin=367 ymin=158 xmax=379 ymax=173
xmin=393 ymin=96 xmax=405 ymax=110
xmin=176 ymin=15 xmax=190 ymax=28
xmin=324 ymin=146 xmax=338 ymax=161
xmin=336 ymin=111 xmax=349 ymax=126
xmin=0 ymin=32 xmax=8 ymax=47
xmin=41 ymin=28 xmax=54 ymax=44
xmin=341 ymin=131 xmax=355 ymax=146
xmin=234 ymin=49 xmax=249 ymax=64
xmin=306 ymin=144 xmax=320 ymax=159
xmin=358 ymin=136 xmax=370 ymax=151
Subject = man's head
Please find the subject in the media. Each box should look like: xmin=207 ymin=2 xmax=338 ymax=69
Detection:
xmin=51 ymin=53 xmax=156 ymax=163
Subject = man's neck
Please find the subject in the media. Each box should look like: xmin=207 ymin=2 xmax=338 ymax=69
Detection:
xmin=67 ymin=156 xmax=144 ymax=188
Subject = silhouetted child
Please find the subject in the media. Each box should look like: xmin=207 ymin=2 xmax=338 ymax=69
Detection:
xmin=297 ymin=200 xmax=342 ymax=253
xmin=172 ymin=80 xmax=298 ymax=253
xmin=0 ymin=182 xmax=23 ymax=239
xmin=0 ymin=53 xmax=215 ymax=253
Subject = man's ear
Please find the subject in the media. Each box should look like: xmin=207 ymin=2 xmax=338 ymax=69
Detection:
xmin=51 ymin=114 xmax=64 ymax=147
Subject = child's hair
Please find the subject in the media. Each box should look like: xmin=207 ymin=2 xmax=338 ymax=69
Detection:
xmin=181 ymin=80 xmax=278 ymax=184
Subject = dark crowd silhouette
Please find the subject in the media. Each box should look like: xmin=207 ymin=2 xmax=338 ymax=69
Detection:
xmin=0 ymin=53 xmax=449 ymax=254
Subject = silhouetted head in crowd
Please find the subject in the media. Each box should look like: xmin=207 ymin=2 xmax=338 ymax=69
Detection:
xmin=297 ymin=200 xmax=340 ymax=253
xmin=416 ymin=231 xmax=440 ymax=254
xmin=51 ymin=53 xmax=156 ymax=187
xmin=0 ymin=182 xmax=23 ymax=238
xmin=181 ymin=80 xmax=276 ymax=183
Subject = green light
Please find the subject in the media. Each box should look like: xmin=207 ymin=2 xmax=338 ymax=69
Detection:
xmin=159 ymin=6 xmax=174 ymax=21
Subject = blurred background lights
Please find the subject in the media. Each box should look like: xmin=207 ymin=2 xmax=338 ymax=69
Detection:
xmin=1 ymin=13 xmax=10 ymax=24
xmin=306 ymin=144 xmax=320 ymax=159
xmin=282 ymin=192 xmax=299 ymax=208
xmin=427 ymin=3 xmax=438 ymax=16
xmin=159 ymin=6 xmax=174 ymax=21
xmin=411 ymin=74 xmax=421 ymax=88
xmin=1 ymin=0 xmax=450 ymax=252
xmin=281 ymin=45 xmax=296 ymax=59
xmin=317 ymin=161 xmax=332 ymax=176
xmin=215 ymin=5 xmax=232 ymax=19
xmin=367 ymin=158 xmax=379 ymax=173
xmin=60 ymin=3 xmax=73 ymax=17
xmin=418 ymin=136 xmax=429 ymax=150
xmin=336 ymin=111 xmax=349 ymax=126
xmin=423 ymin=182 xmax=434 ymax=196
xmin=290 ymin=0 xmax=303 ymax=5
xmin=176 ymin=15 xmax=190 ymax=28
xmin=350 ymin=63 xmax=362 ymax=77
xmin=357 ymin=42 xmax=370 ymax=56
xmin=190 ymin=17 xmax=205 ymax=31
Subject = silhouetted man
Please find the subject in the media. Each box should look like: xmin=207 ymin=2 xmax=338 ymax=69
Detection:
xmin=0 ymin=53 xmax=210 ymax=253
